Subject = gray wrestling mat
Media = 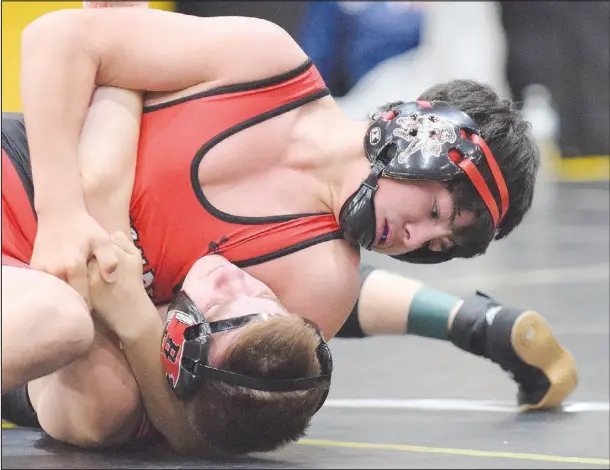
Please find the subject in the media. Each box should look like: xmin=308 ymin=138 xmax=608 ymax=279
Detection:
xmin=3 ymin=180 xmax=609 ymax=469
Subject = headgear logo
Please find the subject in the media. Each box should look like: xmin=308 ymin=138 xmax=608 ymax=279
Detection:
xmin=369 ymin=127 xmax=382 ymax=145
xmin=393 ymin=114 xmax=457 ymax=164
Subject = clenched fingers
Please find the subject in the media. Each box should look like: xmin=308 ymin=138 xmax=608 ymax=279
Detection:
xmin=91 ymin=237 xmax=119 ymax=283
xmin=66 ymin=256 xmax=91 ymax=310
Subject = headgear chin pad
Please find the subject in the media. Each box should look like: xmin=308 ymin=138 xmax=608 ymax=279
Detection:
xmin=338 ymin=160 xmax=386 ymax=250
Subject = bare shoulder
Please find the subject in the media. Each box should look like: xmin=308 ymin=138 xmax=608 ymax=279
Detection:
xmin=25 ymin=9 xmax=309 ymax=91
xmin=246 ymin=240 xmax=361 ymax=339
xmin=194 ymin=15 xmax=310 ymax=84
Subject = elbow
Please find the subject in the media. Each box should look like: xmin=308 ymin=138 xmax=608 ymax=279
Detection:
xmin=21 ymin=10 xmax=90 ymax=61
xmin=39 ymin=401 xmax=142 ymax=449
xmin=22 ymin=10 xmax=75 ymax=44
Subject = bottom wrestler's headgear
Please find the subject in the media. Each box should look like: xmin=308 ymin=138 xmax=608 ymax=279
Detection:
xmin=339 ymin=100 xmax=509 ymax=263
xmin=161 ymin=291 xmax=333 ymax=411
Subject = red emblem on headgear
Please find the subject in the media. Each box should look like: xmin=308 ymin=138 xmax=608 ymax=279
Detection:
xmin=160 ymin=310 xmax=193 ymax=388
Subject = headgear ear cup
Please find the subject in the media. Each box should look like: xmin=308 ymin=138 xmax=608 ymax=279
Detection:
xmin=304 ymin=319 xmax=333 ymax=412
xmin=162 ymin=292 xmax=333 ymax=400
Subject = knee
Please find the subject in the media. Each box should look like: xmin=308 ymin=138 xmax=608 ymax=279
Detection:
xmin=53 ymin=293 xmax=94 ymax=357
xmin=39 ymin=278 xmax=95 ymax=356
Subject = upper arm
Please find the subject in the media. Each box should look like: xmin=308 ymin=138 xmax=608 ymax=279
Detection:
xmin=29 ymin=324 xmax=143 ymax=448
xmin=24 ymin=9 xmax=308 ymax=92
xmin=259 ymin=242 xmax=361 ymax=340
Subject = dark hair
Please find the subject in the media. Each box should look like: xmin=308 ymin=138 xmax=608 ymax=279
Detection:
xmin=374 ymin=80 xmax=540 ymax=258
xmin=184 ymin=315 xmax=327 ymax=456
xmin=419 ymin=79 xmax=540 ymax=257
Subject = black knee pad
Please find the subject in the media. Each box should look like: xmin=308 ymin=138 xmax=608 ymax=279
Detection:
xmin=335 ymin=264 xmax=377 ymax=338
xmin=1 ymin=385 xmax=40 ymax=428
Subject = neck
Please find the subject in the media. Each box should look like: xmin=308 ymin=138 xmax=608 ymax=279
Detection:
xmin=295 ymin=103 xmax=372 ymax=218
xmin=325 ymin=119 xmax=372 ymax=219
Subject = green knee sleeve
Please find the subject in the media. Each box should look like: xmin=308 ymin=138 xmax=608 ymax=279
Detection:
xmin=406 ymin=286 xmax=461 ymax=340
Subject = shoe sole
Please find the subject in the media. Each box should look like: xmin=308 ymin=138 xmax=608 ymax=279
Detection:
xmin=511 ymin=311 xmax=579 ymax=410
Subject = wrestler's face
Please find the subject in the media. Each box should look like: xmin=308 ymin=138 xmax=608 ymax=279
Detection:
xmin=370 ymin=179 xmax=474 ymax=256
xmin=181 ymin=255 xmax=288 ymax=365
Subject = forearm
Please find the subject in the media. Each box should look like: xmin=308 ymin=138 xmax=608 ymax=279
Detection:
xmin=117 ymin=295 xmax=201 ymax=453
xmin=80 ymin=86 xmax=143 ymax=234
xmin=21 ymin=14 xmax=99 ymax=215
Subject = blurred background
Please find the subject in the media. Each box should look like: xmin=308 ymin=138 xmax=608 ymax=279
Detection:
xmin=1 ymin=2 xmax=608 ymax=467
xmin=2 ymin=1 xmax=609 ymax=181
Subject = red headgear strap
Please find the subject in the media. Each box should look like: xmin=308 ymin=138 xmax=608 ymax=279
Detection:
xmin=470 ymin=134 xmax=509 ymax=221
xmin=455 ymin=135 xmax=509 ymax=230
xmin=376 ymin=101 xmax=509 ymax=231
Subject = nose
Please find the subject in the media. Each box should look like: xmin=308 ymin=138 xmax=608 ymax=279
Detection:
xmin=403 ymin=222 xmax=445 ymax=251
xmin=212 ymin=266 xmax=246 ymax=294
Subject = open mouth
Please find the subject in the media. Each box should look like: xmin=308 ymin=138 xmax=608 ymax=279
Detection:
xmin=378 ymin=220 xmax=390 ymax=245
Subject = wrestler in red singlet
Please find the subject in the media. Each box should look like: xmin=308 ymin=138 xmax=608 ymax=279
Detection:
xmin=1 ymin=61 xmax=342 ymax=442
xmin=130 ymin=59 xmax=342 ymax=302
xmin=2 ymin=116 xmax=37 ymax=270
xmin=1 ymin=60 xmax=343 ymax=302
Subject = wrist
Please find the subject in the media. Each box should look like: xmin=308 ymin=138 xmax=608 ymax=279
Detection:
xmin=35 ymin=192 xmax=87 ymax=218
xmin=114 ymin=292 xmax=164 ymax=342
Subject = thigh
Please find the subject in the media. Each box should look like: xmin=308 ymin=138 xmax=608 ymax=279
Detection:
xmin=1 ymin=263 xmax=94 ymax=393
xmin=1 ymin=262 xmax=91 ymax=339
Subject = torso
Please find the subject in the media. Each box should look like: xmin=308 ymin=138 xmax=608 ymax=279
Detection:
xmin=1 ymin=59 xmax=360 ymax=334
xmin=1 ymin=60 xmax=362 ymax=449
xmin=130 ymin=60 xmax=358 ymax=316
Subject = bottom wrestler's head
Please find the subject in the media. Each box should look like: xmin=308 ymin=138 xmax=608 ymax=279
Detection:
xmin=161 ymin=255 xmax=331 ymax=455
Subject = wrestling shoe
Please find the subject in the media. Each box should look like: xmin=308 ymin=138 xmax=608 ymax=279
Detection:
xmin=448 ymin=292 xmax=578 ymax=410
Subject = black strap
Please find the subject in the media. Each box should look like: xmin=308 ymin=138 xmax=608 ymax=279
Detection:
xmin=1 ymin=385 xmax=39 ymax=428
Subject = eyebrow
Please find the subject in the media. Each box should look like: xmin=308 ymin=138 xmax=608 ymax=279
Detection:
xmin=211 ymin=296 xmax=286 ymax=320
xmin=445 ymin=204 xmax=460 ymax=250
xmin=449 ymin=202 xmax=459 ymax=227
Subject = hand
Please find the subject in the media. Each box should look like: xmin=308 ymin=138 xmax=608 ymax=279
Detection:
xmin=88 ymin=231 xmax=149 ymax=334
xmin=31 ymin=210 xmax=118 ymax=308
xmin=83 ymin=1 xmax=149 ymax=8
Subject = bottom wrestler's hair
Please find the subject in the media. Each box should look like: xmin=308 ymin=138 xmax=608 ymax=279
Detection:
xmin=184 ymin=315 xmax=327 ymax=455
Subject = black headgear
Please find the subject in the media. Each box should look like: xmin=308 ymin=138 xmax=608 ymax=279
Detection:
xmin=160 ymin=291 xmax=333 ymax=412
xmin=339 ymin=100 xmax=509 ymax=263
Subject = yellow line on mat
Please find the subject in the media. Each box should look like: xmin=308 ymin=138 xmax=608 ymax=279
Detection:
xmin=3 ymin=423 xmax=607 ymax=466
xmin=298 ymin=439 xmax=610 ymax=466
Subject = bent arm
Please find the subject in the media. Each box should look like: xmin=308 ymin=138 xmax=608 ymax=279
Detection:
xmin=28 ymin=85 xmax=146 ymax=448
xmin=112 ymin=295 xmax=203 ymax=454
xmin=77 ymin=85 xmax=197 ymax=449
xmin=20 ymin=8 xmax=306 ymax=216
xmin=79 ymin=85 xmax=143 ymax=234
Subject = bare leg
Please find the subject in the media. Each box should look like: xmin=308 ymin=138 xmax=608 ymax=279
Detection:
xmin=1 ymin=265 xmax=94 ymax=394
xmin=27 ymin=59 xmax=145 ymax=448
xmin=336 ymin=265 xmax=578 ymax=410
xmin=355 ymin=268 xmax=462 ymax=336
